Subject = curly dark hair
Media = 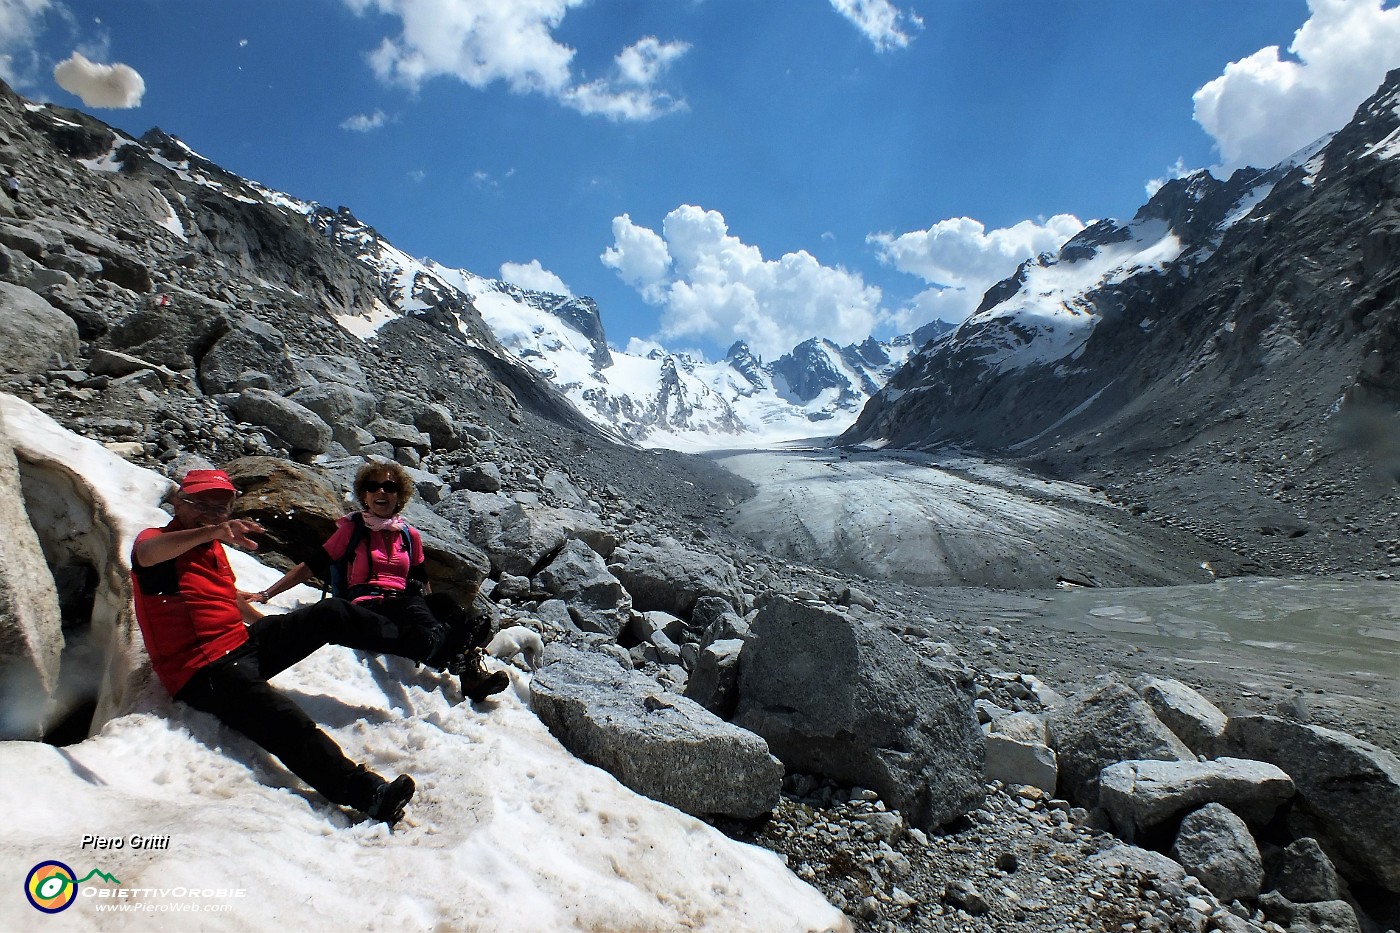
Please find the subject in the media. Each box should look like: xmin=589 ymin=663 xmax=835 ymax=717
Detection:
xmin=353 ymin=460 xmax=415 ymax=514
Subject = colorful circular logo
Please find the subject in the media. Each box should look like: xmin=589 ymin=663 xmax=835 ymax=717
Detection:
xmin=25 ymin=861 xmax=78 ymax=913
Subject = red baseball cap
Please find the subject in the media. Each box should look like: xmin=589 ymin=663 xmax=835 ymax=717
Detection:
xmin=179 ymin=469 xmax=237 ymax=496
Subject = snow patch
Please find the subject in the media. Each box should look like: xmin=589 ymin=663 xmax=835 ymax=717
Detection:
xmin=0 ymin=395 xmax=845 ymax=933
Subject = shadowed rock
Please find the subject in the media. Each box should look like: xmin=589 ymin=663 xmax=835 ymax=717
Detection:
xmin=1170 ymin=802 xmax=1264 ymax=903
xmin=1223 ymin=714 xmax=1400 ymax=893
xmin=733 ymin=596 xmax=984 ymax=829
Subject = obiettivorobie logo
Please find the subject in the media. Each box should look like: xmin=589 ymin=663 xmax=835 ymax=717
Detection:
xmin=24 ymin=861 xmax=121 ymax=913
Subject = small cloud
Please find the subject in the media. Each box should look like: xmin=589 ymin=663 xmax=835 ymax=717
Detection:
xmin=340 ymin=109 xmax=389 ymax=132
xmin=500 ymin=259 xmax=572 ymax=296
xmin=868 ymin=213 xmax=1085 ymax=321
xmin=601 ymin=213 xmax=673 ymax=304
xmin=829 ymin=0 xmax=922 ymax=52
xmin=343 ymin=0 xmax=690 ymax=123
xmin=1193 ymin=0 xmax=1400 ymax=169
xmin=473 ymin=169 xmax=507 ymax=191
xmin=53 ymin=51 xmax=144 ymax=108
xmin=407 ymin=169 xmax=426 ymax=183
xmin=238 ymin=38 xmax=248 ymax=48
xmin=1145 ymin=157 xmax=1193 ymax=197
xmin=561 ymin=36 xmax=690 ymax=122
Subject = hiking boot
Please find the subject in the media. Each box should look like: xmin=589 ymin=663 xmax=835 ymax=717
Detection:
xmin=366 ymin=774 xmax=415 ymax=825
xmin=449 ymin=646 xmax=509 ymax=702
xmin=422 ymin=599 xmax=490 ymax=669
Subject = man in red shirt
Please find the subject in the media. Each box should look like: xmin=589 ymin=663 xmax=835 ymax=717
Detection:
xmin=131 ymin=469 xmax=430 ymax=825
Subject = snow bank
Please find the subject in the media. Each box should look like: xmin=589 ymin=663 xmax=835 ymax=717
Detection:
xmin=0 ymin=398 xmax=845 ymax=932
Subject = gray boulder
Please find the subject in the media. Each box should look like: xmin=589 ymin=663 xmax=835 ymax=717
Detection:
xmin=1274 ymin=837 xmax=1342 ymax=904
xmin=1258 ymin=892 xmax=1361 ymax=933
xmin=692 ymin=595 xmax=749 ymax=648
xmin=455 ymin=463 xmax=502 ymax=493
xmin=1133 ymin=675 xmax=1229 ymax=757
xmin=682 ymin=638 xmax=744 ymax=718
xmin=289 ymin=382 xmax=378 ymax=444
xmin=1170 ymin=803 xmax=1264 ymax=903
xmin=540 ymin=469 xmax=585 ymax=507
xmin=0 ymin=223 xmax=46 ymax=259
xmin=88 ymin=348 xmax=182 ymax=385
xmin=534 ymin=599 xmax=574 ymax=631
xmin=99 ymin=287 xmax=230 ymax=371
xmin=1223 ymin=714 xmax=1400 ymax=893
xmin=198 ymin=315 xmax=296 ymax=394
xmin=365 ymin=416 xmax=430 ymax=452
xmin=609 ymin=537 xmax=745 ymax=618
xmin=1087 ymin=845 xmax=1189 ymax=885
xmin=29 ymin=219 xmax=153 ymax=293
xmin=984 ymin=733 xmax=1058 ymax=795
xmin=1048 ymin=675 xmax=1194 ymax=807
xmin=1098 ymin=757 xmax=1295 ymax=841
xmin=988 ymin=710 xmax=1048 ymax=744
xmin=733 ymin=597 xmax=984 ymax=829
xmin=534 ymin=538 xmax=631 ymax=638
xmin=491 ymin=572 xmax=532 ymax=602
xmin=396 ymin=501 xmax=493 ymax=597
xmin=229 ymin=388 xmax=332 ymax=453
xmin=411 ymin=403 xmax=462 ymax=451
xmin=629 ymin=609 xmax=685 ymax=645
xmin=0 ymin=282 xmax=79 ymax=375
xmin=295 ymin=354 xmax=369 ymax=389
xmin=530 ymin=645 xmax=782 ymax=819
xmin=437 ymin=490 xmax=606 ymax=578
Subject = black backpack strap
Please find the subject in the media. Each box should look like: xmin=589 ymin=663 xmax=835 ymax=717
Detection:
xmin=330 ymin=513 xmax=369 ymax=599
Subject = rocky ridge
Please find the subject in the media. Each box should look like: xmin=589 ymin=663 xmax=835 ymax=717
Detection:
xmin=842 ymin=70 xmax=1400 ymax=582
xmin=1 ymin=77 xmax=1397 ymax=933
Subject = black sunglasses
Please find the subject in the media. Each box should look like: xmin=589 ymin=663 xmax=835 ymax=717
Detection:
xmin=362 ymin=481 xmax=401 ymax=494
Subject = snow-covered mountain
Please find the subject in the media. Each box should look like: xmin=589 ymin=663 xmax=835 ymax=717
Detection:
xmin=51 ymin=101 xmax=938 ymax=453
xmin=320 ymin=208 xmax=934 ymax=448
xmin=840 ymin=110 xmax=1347 ymax=454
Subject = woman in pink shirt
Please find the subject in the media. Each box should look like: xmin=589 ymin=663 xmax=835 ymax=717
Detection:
xmin=255 ymin=461 xmax=507 ymax=701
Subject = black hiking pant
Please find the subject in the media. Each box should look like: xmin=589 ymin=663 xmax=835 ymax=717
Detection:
xmin=175 ymin=598 xmax=432 ymax=812
xmin=353 ymin=587 xmax=490 ymax=667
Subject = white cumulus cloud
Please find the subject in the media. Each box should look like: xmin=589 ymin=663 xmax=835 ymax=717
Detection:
xmin=0 ymin=0 xmax=53 ymax=86
xmin=869 ymin=214 xmax=1084 ymax=322
xmin=1194 ymin=0 xmax=1400 ymax=169
xmin=603 ymin=205 xmax=888 ymax=360
xmin=829 ymin=0 xmax=922 ymax=52
xmin=53 ymin=50 xmax=144 ymax=108
xmin=343 ymin=0 xmax=688 ymax=122
xmin=562 ymin=36 xmax=690 ymax=121
xmin=500 ymin=259 xmax=572 ymax=296
xmin=1145 ymin=157 xmax=1193 ymax=198
xmin=601 ymin=213 xmax=673 ymax=303
xmin=340 ymin=109 xmax=389 ymax=132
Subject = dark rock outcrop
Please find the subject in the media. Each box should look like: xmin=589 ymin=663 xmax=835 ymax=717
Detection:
xmin=733 ymin=597 xmax=984 ymax=830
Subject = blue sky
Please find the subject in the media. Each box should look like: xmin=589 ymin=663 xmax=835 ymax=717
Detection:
xmin=4 ymin=0 xmax=1399 ymax=360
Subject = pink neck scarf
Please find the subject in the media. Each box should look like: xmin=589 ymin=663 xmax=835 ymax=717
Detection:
xmin=360 ymin=511 xmax=406 ymax=533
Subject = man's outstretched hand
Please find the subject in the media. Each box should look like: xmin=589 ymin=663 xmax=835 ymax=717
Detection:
xmin=214 ymin=518 xmax=264 ymax=550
